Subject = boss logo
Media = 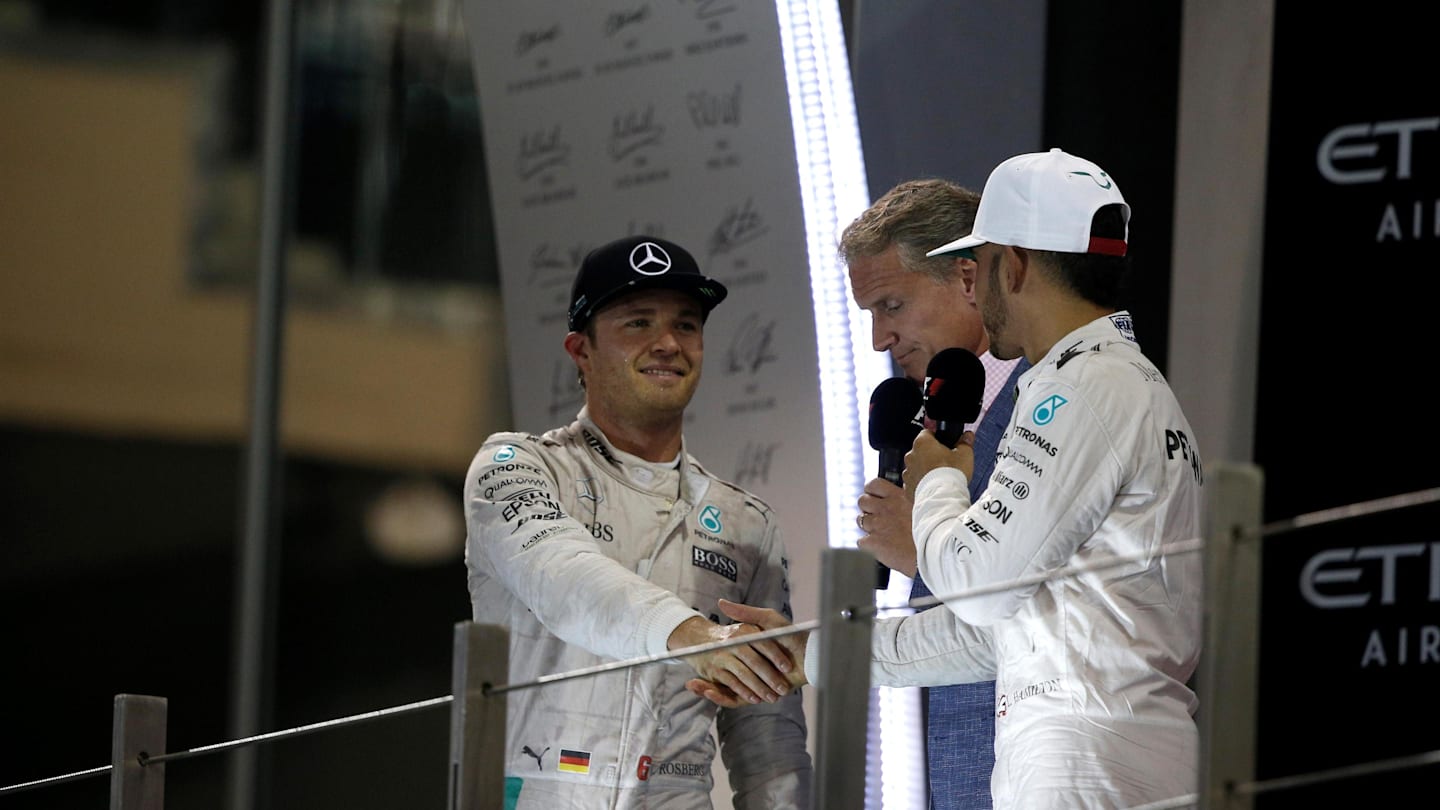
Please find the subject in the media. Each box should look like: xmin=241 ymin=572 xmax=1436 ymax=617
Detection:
xmin=691 ymin=547 xmax=738 ymax=582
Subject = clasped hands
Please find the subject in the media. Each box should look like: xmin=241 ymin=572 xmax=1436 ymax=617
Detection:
xmin=675 ymin=601 xmax=807 ymax=709
xmin=683 ymin=428 xmax=974 ymax=710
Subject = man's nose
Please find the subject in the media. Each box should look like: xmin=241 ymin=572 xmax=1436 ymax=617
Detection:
xmin=872 ymin=322 xmax=896 ymax=353
xmin=653 ymin=328 xmax=683 ymax=352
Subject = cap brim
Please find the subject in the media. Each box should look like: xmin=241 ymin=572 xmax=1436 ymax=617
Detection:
xmin=570 ymin=275 xmax=729 ymax=332
xmin=926 ymin=233 xmax=985 ymax=258
xmin=598 ymin=275 xmax=728 ymax=311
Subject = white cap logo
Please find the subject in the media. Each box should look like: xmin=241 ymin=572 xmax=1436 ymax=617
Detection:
xmin=629 ymin=241 xmax=672 ymax=275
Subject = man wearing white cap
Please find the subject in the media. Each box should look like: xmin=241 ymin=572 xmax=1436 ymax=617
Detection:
xmin=698 ymin=149 xmax=1205 ymax=808
xmin=897 ymin=148 xmax=1205 ymax=807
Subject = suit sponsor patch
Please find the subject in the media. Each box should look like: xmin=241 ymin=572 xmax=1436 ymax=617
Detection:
xmin=698 ymin=504 xmax=723 ymax=533
xmin=582 ymin=430 xmax=619 ymax=466
xmin=653 ymin=760 xmax=710 ymax=778
xmin=475 ymin=462 xmax=545 ymax=487
xmin=997 ymin=678 xmax=1061 ymax=718
xmin=558 ymin=749 xmax=591 ymax=774
xmin=1109 ymin=313 xmax=1136 ymax=340
xmin=691 ymin=546 xmax=738 ymax=582
xmin=637 ymin=755 xmax=710 ymax=780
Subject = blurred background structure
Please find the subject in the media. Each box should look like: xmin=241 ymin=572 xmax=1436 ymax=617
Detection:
xmin=2 ymin=1 xmax=504 ymax=807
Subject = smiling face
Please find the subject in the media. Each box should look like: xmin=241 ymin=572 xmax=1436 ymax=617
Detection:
xmin=847 ymin=244 xmax=987 ymax=381
xmin=565 ymin=288 xmax=705 ymax=431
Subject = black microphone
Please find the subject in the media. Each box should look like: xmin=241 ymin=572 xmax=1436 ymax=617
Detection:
xmin=869 ymin=377 xmax=924 ymax=485
xmin=923 ymin=348 xmax=986 ymax=448
xmin=867 ymin=377 xmax=924 ymax=588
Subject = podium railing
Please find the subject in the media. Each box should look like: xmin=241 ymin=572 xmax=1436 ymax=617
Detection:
xmin=7 ymin=472 xmax=1440 ymax=809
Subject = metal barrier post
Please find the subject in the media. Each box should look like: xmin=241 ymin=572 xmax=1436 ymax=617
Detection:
xmin=447 ymin=622 xmax=508 ymax=810
xmin=813 ymin=547 xmax=875 ymax=810
xmin=1197 ymin=462 xmax=1263 ymax=810
xmin=111 ymin=694 xmax=167 ymax=810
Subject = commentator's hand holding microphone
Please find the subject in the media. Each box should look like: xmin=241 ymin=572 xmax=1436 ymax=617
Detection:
xmin=868 ymin=378 xmax=924 ymax=487
xmin=866 ymin=377 xmax=923 ymax=588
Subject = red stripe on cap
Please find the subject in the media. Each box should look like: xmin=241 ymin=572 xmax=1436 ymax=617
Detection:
xmin=1088 ymin=236 xmax=1127 ymax=256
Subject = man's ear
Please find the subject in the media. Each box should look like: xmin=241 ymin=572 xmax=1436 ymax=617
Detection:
xmin=957 ymin=257 xmax=978 ymax=303
xmin=1005 ymin=246 xmax=1029 ymax=293
xmin=563 ymin=330 xmax=589 ymax=370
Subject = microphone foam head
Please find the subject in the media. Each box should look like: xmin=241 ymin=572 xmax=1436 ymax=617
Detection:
xmin=868 ymin=377 xmax=924 ymax=450
xmin=923 ymin=348 xmax=986 ymax=425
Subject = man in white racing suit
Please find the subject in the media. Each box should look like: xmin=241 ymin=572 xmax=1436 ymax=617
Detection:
xmin=890 ymin=310 xmax=1202 ymax=809
xmin=702 ymin=150 xmax=1204 ymax=809
xmin=465 ymin=234 xmax=811 ymax=809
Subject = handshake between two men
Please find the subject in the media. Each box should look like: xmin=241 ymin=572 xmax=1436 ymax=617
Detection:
xmin=682 ymin=426 xmax=977 ymax=708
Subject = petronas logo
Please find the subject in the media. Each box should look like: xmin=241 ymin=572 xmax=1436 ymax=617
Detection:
xmin=699 ymin=505 xmax=722 ymax=533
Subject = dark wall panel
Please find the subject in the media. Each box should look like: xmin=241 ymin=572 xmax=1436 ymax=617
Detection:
xmin=1253 ymin=1 xmax=1440 ymax=802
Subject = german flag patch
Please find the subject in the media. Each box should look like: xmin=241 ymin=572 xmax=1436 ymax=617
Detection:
xmin=557 ymin=749 xmax=591 ymax=775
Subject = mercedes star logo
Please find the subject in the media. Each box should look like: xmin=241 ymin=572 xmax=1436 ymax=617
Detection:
xmin=629 ymin=241 xmax=672 ymax=275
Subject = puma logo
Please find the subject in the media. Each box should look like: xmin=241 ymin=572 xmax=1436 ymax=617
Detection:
xmin=522 ymin=745 xmax=549 ymax=770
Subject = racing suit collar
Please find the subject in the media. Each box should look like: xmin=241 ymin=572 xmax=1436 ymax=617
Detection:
xmin=576 ymin=407 xmax=693 ymax=499
xmin=1033 ymin=310 xmax=1138 ymax=375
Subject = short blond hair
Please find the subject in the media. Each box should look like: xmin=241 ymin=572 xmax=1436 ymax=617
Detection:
xmin=839 ymin=178 xmax=980 ymax=283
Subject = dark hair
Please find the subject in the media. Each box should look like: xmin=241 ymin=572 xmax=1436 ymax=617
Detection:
xmin=838 ymin=178 xmax=980 ymax=282
xmin=1034 ymin=204 xmax=1132 ymax=309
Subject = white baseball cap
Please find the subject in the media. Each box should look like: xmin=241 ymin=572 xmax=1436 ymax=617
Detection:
xmin=927 ymin=148 xmax=1129 ymax=258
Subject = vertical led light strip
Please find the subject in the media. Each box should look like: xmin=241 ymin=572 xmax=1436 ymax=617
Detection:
xmin=775 ymin=0 xmax=883 ymax=561
xmin=775 ymin=3 xmax=924 ymax=810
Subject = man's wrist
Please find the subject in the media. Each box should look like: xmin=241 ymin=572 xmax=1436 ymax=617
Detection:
xmin=647 ymin=603 xmax=707 ymax=658
xmin=666 ymin=615 xmax=712 ymax=652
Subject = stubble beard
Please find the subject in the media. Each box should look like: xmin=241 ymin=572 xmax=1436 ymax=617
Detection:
xmin=980 ymin=256 xmax=1018 ymax=361
xmin=633 ymin=365 xmax=698 ymax=421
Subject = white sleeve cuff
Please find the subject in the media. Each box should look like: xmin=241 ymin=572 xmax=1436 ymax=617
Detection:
xmin=803 ymin=635 xmax=824 ymax=686
xmin=640 ymin=599 xmax=707 ymax=660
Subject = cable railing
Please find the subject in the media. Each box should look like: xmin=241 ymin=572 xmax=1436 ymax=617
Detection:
xmin=0 ymin=552 xmax=874 ymax=810
xmin=5 ymin=465 xmax=1438 ymax=809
